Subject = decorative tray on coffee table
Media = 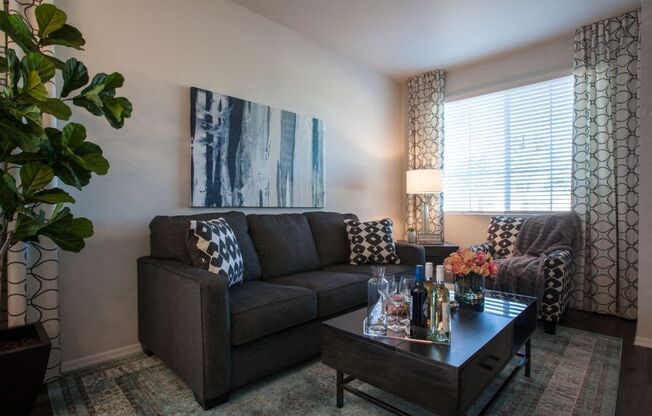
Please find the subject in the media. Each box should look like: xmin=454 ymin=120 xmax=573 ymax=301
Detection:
xmin=362 ymin=317 xmax=439 ymax=344
xmin=362 ymin=283 xmax=458 ymax=344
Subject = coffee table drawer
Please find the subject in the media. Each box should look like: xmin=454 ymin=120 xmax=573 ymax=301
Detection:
xmin=460 ymin=326 xmax=512 ymax=410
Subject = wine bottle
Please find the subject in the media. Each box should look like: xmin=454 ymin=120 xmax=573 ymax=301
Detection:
xmin=424 ymin=262 xmax=434 ymax=327
xmin=410 ymin=265 xmax=429 ymax=340
xmin=430 ymin=265 xmax=451 ymax=344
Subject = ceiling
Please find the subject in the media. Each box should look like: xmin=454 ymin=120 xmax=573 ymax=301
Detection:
xmin=232 ymin=0 xmax=640 ymax=80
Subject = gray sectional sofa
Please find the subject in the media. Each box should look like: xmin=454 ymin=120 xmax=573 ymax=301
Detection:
xmin=137 ymin=211 xmax=424 ymax=409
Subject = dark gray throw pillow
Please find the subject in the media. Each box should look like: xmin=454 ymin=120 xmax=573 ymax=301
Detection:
xmin=188 ymin=218 xmax=244 ymax=287
xmin=344 ymin=218 xmax=400 ymax=265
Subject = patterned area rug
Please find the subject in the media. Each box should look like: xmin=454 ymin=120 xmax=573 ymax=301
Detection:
xmin=48 ymin=325 xmax=621 ymax=415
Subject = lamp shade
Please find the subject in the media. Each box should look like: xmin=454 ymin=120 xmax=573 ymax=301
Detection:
xmin=406 ymin=169 xmax=442 ymax=194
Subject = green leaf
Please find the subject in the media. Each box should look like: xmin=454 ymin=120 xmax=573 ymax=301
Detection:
xmin=102 ymin=73 xmax=124 ymax=90
xmin=72 ymin=95 xmax=103 ymax=116
xmin=40 ymin=209 xmax=93 ymax=252
xmin=20 ymin=162 xmax=54 ymax=194
xmin=34 ymin=98 xmax=71 ymax=120
xmin=80 ymin=153 xmax=109 ymax=175
xmin=6 ymin=152 xmax=48 ymax=164
xmin=61 ymin=123 xmax=86 ymax=149
xmin=52 ymin=161 xmax=91 ymax=190
xmin=77 ymin=141 xmax=103 ymax=156
xmin=103 ymin=97 xmax=133 ymax=128
xmin=21 ymin=52 xmax=56 ymax=83
xmin=61 ymin=58 xmax=88 ymax=97
xmin=0 ymin=170 xmax=18 ymax=215
xmin=6 ymin=49 xmax=21 ymax=92
xmin=0 ymin=114 xmax=41 ymax=152
xmin=12 ymin=212 xmax=43 ymax=243
xmin=20 ymin=71 xmax=48 ymax=101
xmin=0 ymin=11 xmax=38 ymax=52
xmin=35 ymin=4 xmax=67 ymax=39
xmin=40 ymin=24 xmax=85 ymax=49
xmin=29 ymin=188 xmax=75 ymax=204
xmin=43 ymin=54 xmax=66 ymax=70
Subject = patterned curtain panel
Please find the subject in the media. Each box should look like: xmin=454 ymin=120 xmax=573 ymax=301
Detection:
xmin=571 ymin=10 xmax=640 ymax=319
xmin=406 ymin=71 xmax=445 ymax=239
xmin=1 ymin=0 xmax=62 ymax=380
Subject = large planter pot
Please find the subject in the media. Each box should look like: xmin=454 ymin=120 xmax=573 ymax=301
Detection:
xmin=454 ymin=273 xmax=485 ymax=311
xmin=0 ymin=322 xmax=52 ymax=416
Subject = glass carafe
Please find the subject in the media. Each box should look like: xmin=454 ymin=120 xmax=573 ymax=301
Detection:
xmin=366 ymin=266 xmax=389 ymax=335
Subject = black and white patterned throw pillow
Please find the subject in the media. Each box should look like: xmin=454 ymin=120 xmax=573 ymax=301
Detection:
xmin=188 ymin=218 xmax=244 ymax=287
xmin=487 ymin=216 xmax=525 ymax=259
xmin=345 ymin=218 xmax=400 ymax=265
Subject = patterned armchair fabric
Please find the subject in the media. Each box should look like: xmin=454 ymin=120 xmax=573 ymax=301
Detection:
xmin=540 ymin=249 xmax=573 ymax=325
xmin=473 ymin=216 xmax=574 ymax=334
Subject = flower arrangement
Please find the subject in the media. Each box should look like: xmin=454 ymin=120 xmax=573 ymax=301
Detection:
xmin=444 ymin=248 xmax=499 ymax=279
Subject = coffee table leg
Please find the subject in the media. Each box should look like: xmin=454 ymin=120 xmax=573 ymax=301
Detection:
xmin=525 ymin=338 xmax=531 ymax=378
xmin=336 ymin=370 xmax=344 ymax=408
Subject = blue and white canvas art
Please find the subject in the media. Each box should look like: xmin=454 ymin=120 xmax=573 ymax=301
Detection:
xmin=190 ymin=87 xmax=324 ymax=208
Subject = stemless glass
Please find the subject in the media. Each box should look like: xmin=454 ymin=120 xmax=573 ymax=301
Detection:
xmin=387 ymin=277 xmax=407 ymax=333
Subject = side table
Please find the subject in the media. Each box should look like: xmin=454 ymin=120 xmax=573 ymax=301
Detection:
xmin=399 ymin=241 xmax=459 ymax=266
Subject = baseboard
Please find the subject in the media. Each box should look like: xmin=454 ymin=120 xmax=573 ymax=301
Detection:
xmin=62 ymin=343 xmax=143 ymax=373
xmin=634 ymin=336 xmax=652 ymax=349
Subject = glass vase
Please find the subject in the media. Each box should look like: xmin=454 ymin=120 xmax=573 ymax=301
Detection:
xmin=454 ymin=273 xmax=485 ymax=311
xmin=366 ymin=266 xmax=389 ymax=335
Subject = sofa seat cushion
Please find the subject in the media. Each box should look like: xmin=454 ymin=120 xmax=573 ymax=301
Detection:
xmin=268 ymin=271 xmax=370 ymax=318
xmin=229 ymin=281 xmax=317 ymax=346
xmin=323 ymin=264 xmax=416 ymax=277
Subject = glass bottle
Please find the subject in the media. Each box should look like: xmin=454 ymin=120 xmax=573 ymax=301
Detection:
xmin=424 ymin=262 xmax=434 ymax=327
xmin=430 ymin=265 xmax=451 ymax=344
xmin=366 ymin=266 xmax=388 ymax=335
xmin=409 ymin=265 xmax=429 ymax=340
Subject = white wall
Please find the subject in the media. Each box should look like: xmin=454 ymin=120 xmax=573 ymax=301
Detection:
xmin=441 ymin=36 xmax=574 ymax=247
xmin=636 ymin=0 xmax=652 ymax=348
xmin=55 ymin=0 xmax=404 ymax=367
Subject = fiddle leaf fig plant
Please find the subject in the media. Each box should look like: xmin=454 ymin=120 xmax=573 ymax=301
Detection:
xmin=0 ymin=3 xmax=132 ymax=256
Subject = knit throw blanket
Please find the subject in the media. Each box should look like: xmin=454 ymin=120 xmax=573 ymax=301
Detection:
xmin=493 ymin=213 xmax=582 ymax=302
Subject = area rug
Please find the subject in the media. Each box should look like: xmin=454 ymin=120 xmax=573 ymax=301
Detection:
xmin=48 ymin=325 xmax=621 ymax=415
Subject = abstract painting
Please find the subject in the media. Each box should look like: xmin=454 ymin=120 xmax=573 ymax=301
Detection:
xmin=190 ymin=87 xmax=324 ymax=208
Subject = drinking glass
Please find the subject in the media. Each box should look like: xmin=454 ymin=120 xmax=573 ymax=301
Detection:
xmin=399 ymin=275 xmax=416 ymax=327
xmin=386 ymin=277 xmax=407 ymax=333
xmin=366 ymin=266 xmax=388 ymax=335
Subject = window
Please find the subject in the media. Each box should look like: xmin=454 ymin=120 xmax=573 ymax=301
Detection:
xmin=443 ymin=76 xmax=573 ymax=213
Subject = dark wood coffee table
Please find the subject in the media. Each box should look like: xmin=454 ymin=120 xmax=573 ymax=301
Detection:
xmin=321 ymin=291 xmax=537 ymax=416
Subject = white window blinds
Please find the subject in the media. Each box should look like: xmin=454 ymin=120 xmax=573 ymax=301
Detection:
xmin=443 ymin=76 xmax=573 ymax=213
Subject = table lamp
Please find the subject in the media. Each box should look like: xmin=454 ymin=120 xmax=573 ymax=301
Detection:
xmin=406 ymin=169 xmax=443 ymax=244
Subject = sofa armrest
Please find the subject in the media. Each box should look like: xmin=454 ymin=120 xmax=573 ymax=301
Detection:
xmin=138 ymin=257 xmax=231 ymax=405
xmin=540 ymin=249 xmax=573 ymax=324
xmin=395 ymin=242 xmax=425 ymax=265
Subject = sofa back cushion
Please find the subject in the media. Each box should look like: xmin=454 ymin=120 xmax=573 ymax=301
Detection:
xmin=149 ymin=211 xmax=262 ymax=280
xmin=305 ymin=212 xmax=358 ymax=267
xmin=247 ymin=213 xmax=321 ymax=279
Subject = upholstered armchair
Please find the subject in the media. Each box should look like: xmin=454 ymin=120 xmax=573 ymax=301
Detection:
xmin=472 ymin=216 xmax=576 ymax=334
